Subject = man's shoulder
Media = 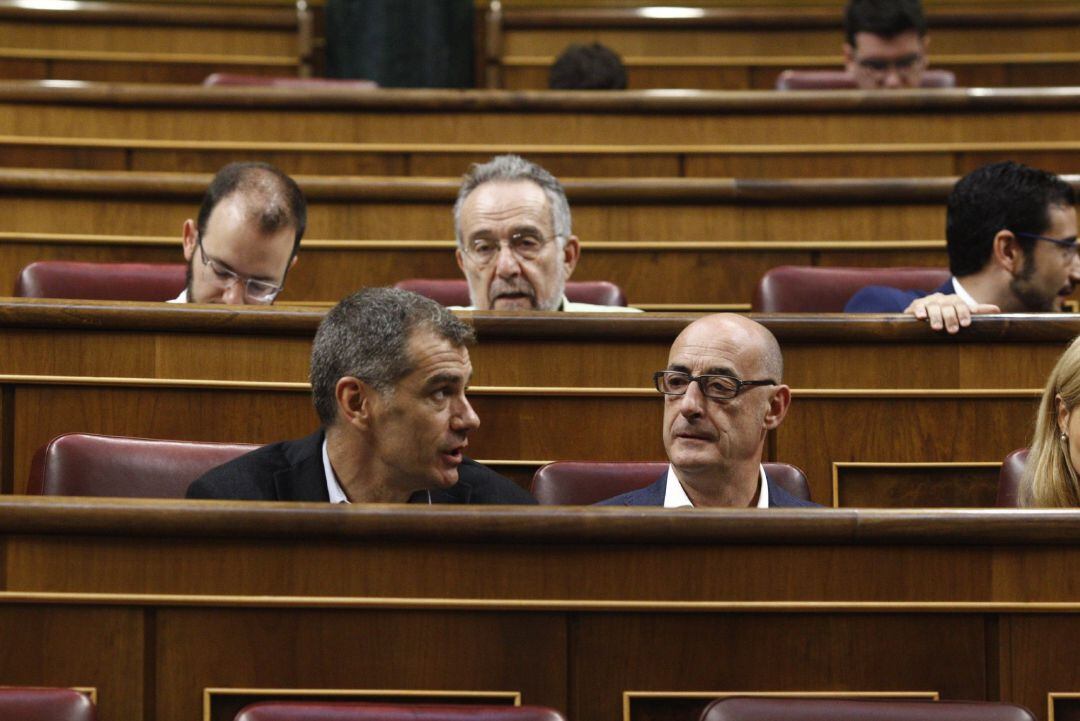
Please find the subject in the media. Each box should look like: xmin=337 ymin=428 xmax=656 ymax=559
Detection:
xmin=594 ymin=474 xmax=666 ymax=506
xmin=185 ymin=432 xmax=322 ymax=500
xmin=767 ymin=478 xmax=822 ymax=508
xmin=844 ymin=278 xmax=955 ymax=313
xmin=455 ymin=458 xmax=538 ymax=504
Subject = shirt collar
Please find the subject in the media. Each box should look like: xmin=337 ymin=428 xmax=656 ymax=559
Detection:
xmin=950 ymin=277 xmax=978 ymax=308
xmin=322 ymin=438 xmax=350 ymax=504
xmin=663 ymin=465 xmax=769 ymax=508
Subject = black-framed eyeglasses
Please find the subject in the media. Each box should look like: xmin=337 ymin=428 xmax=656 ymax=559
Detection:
xmin=653 ymin=370 xmax=776 ymax=401
xmin=461 ymin=231 xmax=557 ymax=266
xmin=1015 ymin=231 xmax=1080 ymax=258
xmin=856 ymin=53 xmax=924 ymax=75
xmin=196 ymin=233 xmax=287 ymax=304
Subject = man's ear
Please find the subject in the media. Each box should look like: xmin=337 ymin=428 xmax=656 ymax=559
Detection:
xmin=335 ymin=376 xmax=374 ymax=430
xmin=763 ymin=384 xmax=792 ymax=431
xmin=182 ymin=219 xmax=198 ymax=261
xmin=562 ymin=235 xmax=581 ymax=278
xmin=1057 ymin=393 xmax=1071 ymax=436
xmin=455 ymin=247 xmax=466 ymax=273
xmin=992 ymin=229 xmax=1024 ymax=274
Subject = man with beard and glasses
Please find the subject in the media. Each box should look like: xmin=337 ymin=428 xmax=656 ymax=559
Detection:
xmin=846 ymin=162 xmax=1079 ymax=333
xmin=169 ymin=162 xmax=305 ymax=305
xmin=187 ymin=287 xmax=536 ymax=505
xmin=599 ymin=314 xmax=818 ymax=508
xmin=452 ymin=154 xmax=640 ymax=312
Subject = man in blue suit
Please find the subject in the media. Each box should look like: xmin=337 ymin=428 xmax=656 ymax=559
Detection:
xmin=600 ymin=314 xmax=817 ymax=508
xmin=845 ymin=162 xmax=1079 ymax=333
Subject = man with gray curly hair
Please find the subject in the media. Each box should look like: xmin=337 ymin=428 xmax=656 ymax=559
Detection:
xmin=187 ymin=287 xmax=536 ymax=504
xmin=453 ymin=154 xmax=638 ymax=312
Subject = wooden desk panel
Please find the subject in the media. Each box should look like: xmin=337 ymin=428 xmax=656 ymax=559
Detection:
xmin=0 ymin=0 xmax=309 ymax=82
xmin=0 ymin=233 xmax=951 ymax=307
xmin=0 ymin=169 xmax=1011 ymax=244
xmin=2 ymin=83 xmax=1080 ymax=146
xmin=4 ymin=137 xmax=1080 ymax=180
xmin=3 ymin=501 xmax=1080 ymax=721
xmin=0 ymin=302 xmax=1075 ymax=505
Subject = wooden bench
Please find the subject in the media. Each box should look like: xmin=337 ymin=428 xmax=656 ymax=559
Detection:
xmin=1 ymin=169 xmax=1075 ymax=307
xmin=3 ymin=134 xmax=1079 ymax=179
xmin=2 ymin=82 xmax=1079 ymax=147
xmin=486 ymin=5 xmax=1080 ymax=89
xmin=0 ymin=299 xmax=1069 ymax=506
xmin=3 ymin=498 xmax=1079 ymax=721
xmin=0 ymin=0 xmax=312 ymax=83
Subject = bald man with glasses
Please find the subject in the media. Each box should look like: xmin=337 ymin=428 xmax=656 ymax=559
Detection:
xmin=170 ymin=162 xmax=306 ymax=305
xmin=600 ymin=314 xmax=818 ymax=508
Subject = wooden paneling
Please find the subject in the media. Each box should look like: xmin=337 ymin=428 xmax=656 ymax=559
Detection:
xmin=2 ymin=84 xmax=1080 ymax=147
xmin=5 ymin=138 xmax=1080 ymax=179
xmin=0 ymin=169 xmax=1016 ymax=245
xmin=0 ymin=304 xmax=1076 ymax=505
xmin=157 ymin=608 xmax=565 ymax=721
xmin=0 ymin=234 xmax=952 ymax=306
xmin=831 ymin=463 xmax=1001 ymax=509
xmin=502 ymin=59 xmax=1080 ymax=91
xmin=0 ymin=604 xmax=145 ymax=721
xmin=573 ymin=614 xmax=985 ymax=721
xmin=3 ymin=500 xmax=1080 ymax=721
xmin=0 ymin=0 xmax=309 ymax=83
xmin=490 ymin=6 xmax=1080 ymax=89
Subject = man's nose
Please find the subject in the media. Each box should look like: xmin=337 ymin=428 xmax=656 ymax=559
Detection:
xmin=883 ymin=69 xmax=903 ymax=88
xmin=494 ymin=243 xmax=522 ymax=277
xmin=677 ymin=381 xmax=706 ymax=417
xmin=1069 ymin=252 xmax=1080 ymax=282
xmin=222 ymin=279 xmax=247 ymax=305
xmin=454 ymin=396 xmax=481 ymax=433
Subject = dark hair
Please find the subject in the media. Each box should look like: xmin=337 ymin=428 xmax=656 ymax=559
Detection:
xmin=844 ymin=0 xmax=927 ymax=46
xmin=946 ymin=161 xmax=1076 ymax=277
xmin=196 ymin=162 xmax=307 ymax=256
xmin=310 ymin=287 xmax=476 ymax=426
xmin=548 ymin=43 xmax=627 ymax=90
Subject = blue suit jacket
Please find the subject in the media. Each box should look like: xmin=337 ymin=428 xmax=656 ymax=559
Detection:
xmin=844 ymin=278 xmax=957 ymax=313
xmin=596 ymin=471 xmax=820 ymax=507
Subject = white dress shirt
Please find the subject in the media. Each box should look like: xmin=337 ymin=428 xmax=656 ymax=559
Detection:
xmin=949 ymin=277 xmax=978 ymax=309
xmin=167 ymin=289 xmax=188 ymax=303
xmin=663 ymin=465 xmax=770 ymax=508
xmin=322 ymin=438 xmax=350 ymax=503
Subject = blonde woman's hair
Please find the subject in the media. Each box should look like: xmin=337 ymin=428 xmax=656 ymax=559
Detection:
xmin=1021 ymin=336 xmax=1080 ymax=507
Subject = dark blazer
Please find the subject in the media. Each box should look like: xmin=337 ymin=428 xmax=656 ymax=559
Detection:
xmin=844 ymin=278 xmax=957 ymax=313
xmin=597 ymin=470 xmax=820 ymax=508
xmin=186 ymin=430 xmax=537 ymax=505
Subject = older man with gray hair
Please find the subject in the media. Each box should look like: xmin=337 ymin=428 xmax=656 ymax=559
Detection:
xmin=187 ymin=287 xmax=536 ymax=504
xmin=453 ymin=154 xmax=639 ymax=312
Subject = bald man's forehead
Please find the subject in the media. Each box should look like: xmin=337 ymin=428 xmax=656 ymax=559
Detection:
xmin=668 ymin=321 xmax=768 ymax=377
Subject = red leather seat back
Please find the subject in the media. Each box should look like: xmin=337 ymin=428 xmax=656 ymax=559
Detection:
xmin=27 ymin=433 xmax=259 ymax=498
xmin=0 ymin=687 xmax=96 ymax=721
xmin=203 ymin=73 xmax=378 ymax=89
xmin=236 ymin=702 xmax=565 ymax=721
xmin=395 ymin=279 xmax=627 ymax=307
xmin=530 ymin=461 xmax=810 ymax=505
xmin=775 ymin=69 xmax=957 ymax=90
xmin=16 ymin=261 xmax=187 ymax=302
xmin=997 ymin=448 xmax=1029 ymax=508
xmin=752 ymin=265 xmax=952 ymax=312
xmin=700 ymin=697 xmax=1035 ymax=721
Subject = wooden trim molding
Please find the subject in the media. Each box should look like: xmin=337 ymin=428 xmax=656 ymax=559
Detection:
xmin=1049 ymin=693 xmax=1080 ymax=721
xmin=6 ymin=592 xmax=1080 ymax=614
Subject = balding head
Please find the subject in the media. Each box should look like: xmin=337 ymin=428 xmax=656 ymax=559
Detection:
xmin=670 ymin=314 xmax=783 ymax=382
xmin=660 ymin=313 xmax=791 ymax=506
